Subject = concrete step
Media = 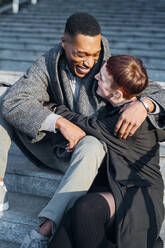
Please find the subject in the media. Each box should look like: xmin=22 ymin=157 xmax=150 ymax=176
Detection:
xmin=1 ymin=26 xmax=165 ymax=39
xmin=0 ymin=35 xmax=58 ymax=45
xmin=147 ymin=70 xmax=165 ymax=83
xmin=4 ymin=143 xmax=63 ymax=198
xmin=1 ymin=20 xmax=165 ymax=29
xmin=1 ymin=39 xmax=165 ymax=54
xmin=0 ymin=61 xmax=32 ymax=72
xmin=0 ymin=42 xmax=52 ymax=52
xmin=0 ymin=240 xmax=19 ymax=248
xmin=0 ymin=71 xmax=23 ymax=84
xmin=1 ymin=23 xmax=165 ymax=33
xmin=1 ymin=33 xmax=165 ymax=46
xmin=0 ymin=192 xmax=49 ymax=245
xmin=2 ymin=47 xmax=165 ymax=63
xmin=0 ymin=49 xmax=43 ymax=61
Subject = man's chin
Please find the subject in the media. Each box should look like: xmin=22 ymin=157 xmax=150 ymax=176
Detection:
xmin=74 ymin=70 xmax=88 ymax=78
xmin=74 ymin=66 xmax=90 ymax=78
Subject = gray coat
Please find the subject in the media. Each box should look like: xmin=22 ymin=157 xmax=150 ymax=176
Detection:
xmin=2 ymin=37 xmax=110 ymax=143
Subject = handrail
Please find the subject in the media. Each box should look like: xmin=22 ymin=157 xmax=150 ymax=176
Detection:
xmin=12 ymin=0 xmax=38 ymax=14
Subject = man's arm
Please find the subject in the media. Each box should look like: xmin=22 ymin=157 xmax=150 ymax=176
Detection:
xmin=1 ymin=53 xmax=57 ymax=142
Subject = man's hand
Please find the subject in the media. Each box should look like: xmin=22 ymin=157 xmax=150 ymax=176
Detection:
xmin=56 ymin=117 xmax=86 ymax=151
xmin=114 ymin=98 xmax=154 ymax=139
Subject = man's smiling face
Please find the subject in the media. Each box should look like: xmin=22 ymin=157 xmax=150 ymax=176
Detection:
xmin=62 ymin=33 xmax=101 ymax=78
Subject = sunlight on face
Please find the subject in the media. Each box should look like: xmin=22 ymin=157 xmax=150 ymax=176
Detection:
xmin=62 ymin=33 xmax=101 ymax=78
xmin=95 ymin=63 xmax=115 ymax=100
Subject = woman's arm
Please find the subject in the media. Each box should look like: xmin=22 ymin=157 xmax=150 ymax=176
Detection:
xmin=55 ymin=105 xmax=116 ymax=145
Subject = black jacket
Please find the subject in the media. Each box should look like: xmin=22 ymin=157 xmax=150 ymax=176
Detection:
xmin=55 ymin=104 xmax=165 ymax=248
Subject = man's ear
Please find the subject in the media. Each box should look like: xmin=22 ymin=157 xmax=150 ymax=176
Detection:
xmin=61 ymin=37 xmax=66 ymax=49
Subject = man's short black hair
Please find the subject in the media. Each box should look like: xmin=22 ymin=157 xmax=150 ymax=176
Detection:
xmin=64 ymin=13 xmax=101 ymax=37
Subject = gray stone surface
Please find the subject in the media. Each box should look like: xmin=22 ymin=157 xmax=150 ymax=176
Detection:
xmin=0 ymin=240 xmax=19 ymax=248
xmin=4 ymin=144 xmax=63 ymax=198
xmin=0 ymin=192 xmax=49 ymax=244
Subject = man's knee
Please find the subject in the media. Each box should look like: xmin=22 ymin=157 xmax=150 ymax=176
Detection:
xmin=70 ymin=136 xmax=106 ymax=173
xmin=76 ymin=135 xmax=106 ymax=157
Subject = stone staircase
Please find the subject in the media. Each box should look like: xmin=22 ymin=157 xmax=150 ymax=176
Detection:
xmin=0 ymin=0 xmax=165 ymax=247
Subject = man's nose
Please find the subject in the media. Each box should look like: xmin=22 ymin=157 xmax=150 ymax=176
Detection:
xmin=83 ymin=56 xmax=95 ymax=68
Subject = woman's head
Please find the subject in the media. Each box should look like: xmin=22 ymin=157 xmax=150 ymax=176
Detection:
xmin=96 ymin=55 xmax=148 ymax=104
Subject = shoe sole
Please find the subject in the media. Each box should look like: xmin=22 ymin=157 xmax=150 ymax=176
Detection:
xmin=0 ymin=201 xmax=9 ymax=212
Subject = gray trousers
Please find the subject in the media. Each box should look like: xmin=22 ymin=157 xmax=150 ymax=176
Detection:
xmin=0 ymin=86 xmax=106 ymax=226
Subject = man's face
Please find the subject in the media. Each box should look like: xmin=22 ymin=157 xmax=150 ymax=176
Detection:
xmin=95 ymin=63 xmax=115 ymax=100
xmin=62 ymin=33 xmax=101 ymax=78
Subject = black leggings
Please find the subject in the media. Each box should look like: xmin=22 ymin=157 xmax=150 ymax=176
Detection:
xmin=48 ymin=193 xmax=115 ymax=248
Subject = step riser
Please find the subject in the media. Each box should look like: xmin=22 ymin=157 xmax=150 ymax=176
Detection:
xmin=0 ymin=240 xmax=19 ymax=248
xmin=0 ymin=192 xmax=49 ymax=244
xmin=1 ymin=47 xmax=165 ymax=58
xmin=4 ymin=173 xmax=60 ymax=198
xmin=0 ymin=220 xmax=35 ymax=244
xmin=1 ymin=42 xmax=165 ymax=53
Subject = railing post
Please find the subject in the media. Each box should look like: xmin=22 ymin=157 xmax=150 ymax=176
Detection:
xmin=12 ymin=0 xmax=19 ymax=13
xmin=31 ymin=0 xmax=37 ymax=4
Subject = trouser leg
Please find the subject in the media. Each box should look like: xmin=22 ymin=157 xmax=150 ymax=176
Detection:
xmin=0 ymin=88 xmax=14 ymax=178
xmin=39 ymin=135 xmax=107 ymax=227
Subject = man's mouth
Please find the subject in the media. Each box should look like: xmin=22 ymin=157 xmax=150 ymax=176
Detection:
xmin=76 ymin=65 xmax=90 ymax=74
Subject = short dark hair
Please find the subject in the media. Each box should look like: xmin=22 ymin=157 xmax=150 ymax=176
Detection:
xmin=106 ymin=55 xmax=148 ymax=99
xmin=64 ymin=13 xmax=101 ymax=37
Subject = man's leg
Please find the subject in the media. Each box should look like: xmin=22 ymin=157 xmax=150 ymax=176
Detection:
xmin=38 ymin=136 xmax=107 ymax=233
xmin=21 ymin=135 xmax=106 ymax=247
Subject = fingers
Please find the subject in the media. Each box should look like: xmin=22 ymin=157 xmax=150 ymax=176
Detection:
xmin=66 ymin=141 xmax=76 ymax=152
xmin=115 ymin=120 xmax=139 ymax=140
xmin=116 ymin=119 xmax=130 ymax=139
xmin=115 ymin=115 xmax=138 ymax=139
xmin=114 ymin=118 xmax=123 ymax=136
xmin=66 ymin=143 xmax=74 ymax=152
xmin=114 ymin=101 xmax=148 ymax=139
xmin=127 ymin=125 xmax=139 ymax=137
xmin=122 ymin=123 xmax=136 ymax=140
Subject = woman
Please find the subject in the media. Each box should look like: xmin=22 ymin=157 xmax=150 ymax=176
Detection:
xmin=48 ymin=55 xmax=164 ymax=248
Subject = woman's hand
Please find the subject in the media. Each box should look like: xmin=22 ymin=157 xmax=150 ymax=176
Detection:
xmin=56 ymin=117 xmax=86 ymax=151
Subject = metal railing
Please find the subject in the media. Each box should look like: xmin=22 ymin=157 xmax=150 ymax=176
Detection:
xmin=12 ymin=0 xmax=38 ymax=14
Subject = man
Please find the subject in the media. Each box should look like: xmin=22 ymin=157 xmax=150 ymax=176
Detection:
xmin=0 ymin=13 xmax=164 ymax=248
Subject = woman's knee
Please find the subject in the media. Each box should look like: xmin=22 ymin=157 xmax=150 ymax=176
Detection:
xmin=72 ymin=193 xmax=110 ymax=222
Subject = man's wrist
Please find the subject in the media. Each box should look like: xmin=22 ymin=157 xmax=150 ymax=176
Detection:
xmin=55 ymin=117 xmax=65 ymax=130
xmin=137 ymin=97 xmax=155 ymax=113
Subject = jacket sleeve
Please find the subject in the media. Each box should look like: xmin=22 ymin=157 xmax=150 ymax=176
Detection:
xmin=55 ymin=105 xmax=114 ymax=144
xmin=140 ymin=80 xmax=165 ymax=129
xmin=1 ymin=52 xmax=53 ymax=142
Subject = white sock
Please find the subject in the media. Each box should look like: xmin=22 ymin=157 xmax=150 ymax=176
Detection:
xmin=0 ymin=181 xmax=4 ymax=187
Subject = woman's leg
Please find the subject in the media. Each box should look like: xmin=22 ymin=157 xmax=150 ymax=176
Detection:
xmin=49 ymin=192 xmax=115 ymax=248
xmin=48 ymin=209 xmax=73 ymax=248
